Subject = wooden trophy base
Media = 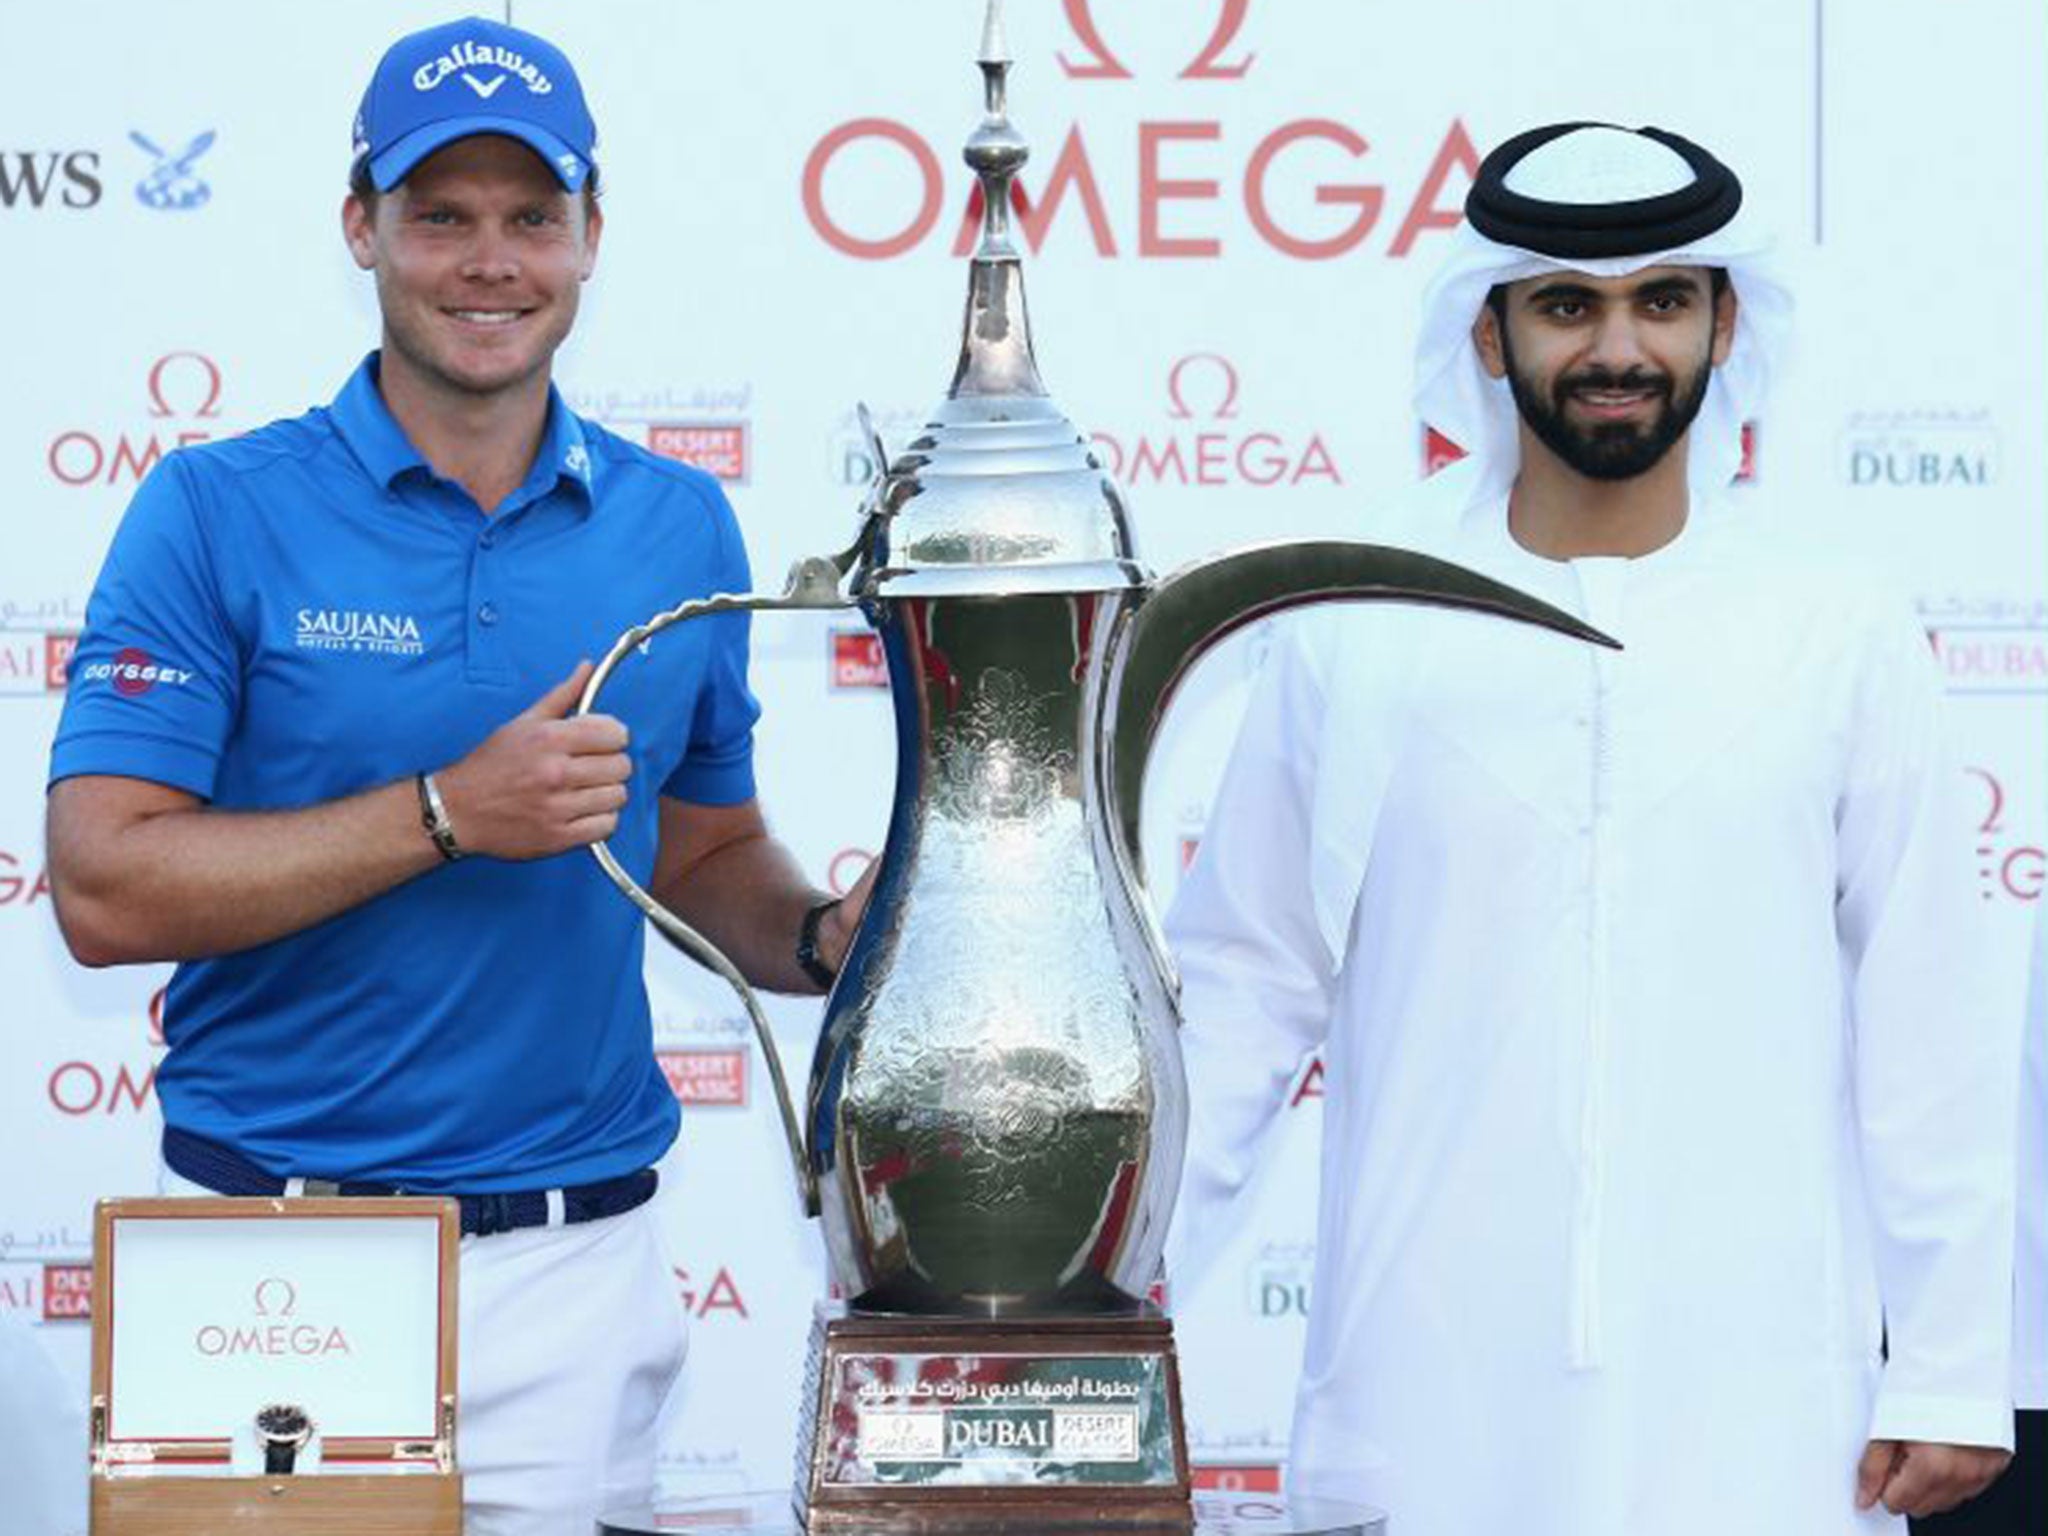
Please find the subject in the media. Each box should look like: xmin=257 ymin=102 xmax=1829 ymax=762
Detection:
xmin=793 ymin=1305 xmax=1192 ymax=1533
xmin=91 ymin=1471 xmax=461 ymax=1536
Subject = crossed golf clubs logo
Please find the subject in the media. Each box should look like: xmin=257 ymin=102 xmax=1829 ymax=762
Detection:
xmin=1058 ymin=0 xmax=1255 ymax=80
xmin=129 ymin=129 xmax=215 ymax=211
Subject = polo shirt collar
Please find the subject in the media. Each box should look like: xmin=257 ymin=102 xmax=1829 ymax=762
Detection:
xmin=329 ymin=353 xmax=596 ymax=512
xmin=330 ymin=355 xmax=426 ymax=490
xmin=528 ymin=383 xmax=596 ymax=510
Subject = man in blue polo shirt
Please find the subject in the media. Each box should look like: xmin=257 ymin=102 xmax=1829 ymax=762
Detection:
xmin=45 ymin=18 xmax=858 ymax=1535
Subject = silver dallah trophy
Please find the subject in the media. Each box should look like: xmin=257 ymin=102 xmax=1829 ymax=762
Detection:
xmin=581 ymin=5 xmax=1609 ymax=1529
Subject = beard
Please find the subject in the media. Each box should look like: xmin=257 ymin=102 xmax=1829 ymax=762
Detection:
xmin=1503 ymin=334 xmax=1714 ymax=482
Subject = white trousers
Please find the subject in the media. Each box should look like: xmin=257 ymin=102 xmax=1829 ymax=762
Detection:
xmin=161 ymin=1168 xmax=688 ymax=1536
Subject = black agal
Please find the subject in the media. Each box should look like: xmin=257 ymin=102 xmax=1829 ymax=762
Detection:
xmin=1466 ymin=123 xmax=1743 ymax=260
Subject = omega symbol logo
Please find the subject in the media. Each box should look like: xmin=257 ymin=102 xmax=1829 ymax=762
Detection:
xmin=1058 ymin=0 xmax=1255 ymax=80
xmin=252 ymin=1277 xmax=298 ymax=1317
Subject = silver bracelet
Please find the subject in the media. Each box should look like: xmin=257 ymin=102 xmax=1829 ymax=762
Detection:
xmin=415 ymin=771 xmax=463 ymax=862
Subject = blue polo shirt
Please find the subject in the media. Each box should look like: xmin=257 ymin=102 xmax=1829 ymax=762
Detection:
xmin=50 ymin=355 xmax=759 ymax=1191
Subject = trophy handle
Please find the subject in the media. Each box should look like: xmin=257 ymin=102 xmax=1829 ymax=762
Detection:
xmin=1096 ymin=539 xmax=1619 ymax=972
xmin=577 ymin=550 xmax=864 ymax=1220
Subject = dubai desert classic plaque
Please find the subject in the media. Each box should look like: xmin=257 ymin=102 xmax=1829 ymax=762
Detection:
xmin=579 ymin=4 xmax=1612 ymax=1527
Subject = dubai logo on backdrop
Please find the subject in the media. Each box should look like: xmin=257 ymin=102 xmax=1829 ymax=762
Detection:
xmin=129 ymin=130 xmax=214 ymax=211
xmin=0 ymin=595 xmax=85 ymax=699
xmin=1921 ymin=596 xmax=2048 ymax=698
xmin=831 ymin=403 xmax=924 ymax=489
xmin=1839 ymin=408 xmax=1998 ymax=489
xmin=1244 ymin=1240 xmax=1314 ymax=1321
xmin=802 ymin=0 xmax=1477 ymax=262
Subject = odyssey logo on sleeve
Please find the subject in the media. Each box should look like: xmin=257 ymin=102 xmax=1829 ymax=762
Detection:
xmin=293 ymin=608 xmax=426 ymax=658
xmin=77 ymin=647 xmax=194 ymax=696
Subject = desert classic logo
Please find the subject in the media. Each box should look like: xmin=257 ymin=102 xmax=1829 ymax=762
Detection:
xmin=294 ymin=608 xmax=426 ymax=657
xmin=43 ymin=1264 xmax=92 ymax=1322
xmin=565 ymin=385 xmax=753 ymax=483
xmin=657 ymin=1048 xmax=748 ymax=1107
xmin=647 ymin=424 xmax=749 ymax=483
xmin=802 ymin=0 xmax=1475 ymax=262
xmin=1091 ymin=354 xmax=1339 ymax=489
xmin=45 ymin=632 xmax=77 ymax=689
xmin=831 ymin=631 xmax=889 ymax=689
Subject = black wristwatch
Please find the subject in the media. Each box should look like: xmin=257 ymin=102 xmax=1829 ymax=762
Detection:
xmin=797 ymin=898 xmax=843 ymax=989
xmin=255 ymin=1402 xmax=314 ymax=1475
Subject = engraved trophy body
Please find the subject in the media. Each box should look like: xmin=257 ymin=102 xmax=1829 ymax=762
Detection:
xmin=580 ymin=6 xmax=1612 ymax=1528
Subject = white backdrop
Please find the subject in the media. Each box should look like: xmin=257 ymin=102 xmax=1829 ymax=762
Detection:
xmin=1 ymin=0 xmax=2042 ymax=1503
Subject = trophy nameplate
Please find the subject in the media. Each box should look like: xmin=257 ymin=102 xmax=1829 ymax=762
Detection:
xmin=795 ymin=1309 xmax=1190 ymax=1531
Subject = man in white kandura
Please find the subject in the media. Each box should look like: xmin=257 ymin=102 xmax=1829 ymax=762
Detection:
xmin=1165 ymin=122 xmax=2018 ymax=1535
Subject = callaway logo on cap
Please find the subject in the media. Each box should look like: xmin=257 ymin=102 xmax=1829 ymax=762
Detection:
xmin=351 ymin=16 xmax=597 ymax=192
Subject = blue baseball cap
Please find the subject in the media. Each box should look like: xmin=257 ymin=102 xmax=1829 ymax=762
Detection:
xmin=351 ymin=17 xmax=597 ymax=193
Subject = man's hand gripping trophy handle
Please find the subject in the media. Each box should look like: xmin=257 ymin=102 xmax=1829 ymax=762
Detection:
xmin=430 ymin=662 xmax=633 ymax=861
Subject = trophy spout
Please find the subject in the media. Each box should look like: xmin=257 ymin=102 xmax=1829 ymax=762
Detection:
xmin=1098 ymin=538 xmax=1620 ymax=898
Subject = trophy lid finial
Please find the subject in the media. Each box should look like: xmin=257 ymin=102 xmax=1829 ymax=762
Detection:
xmin=953 ymin=0 xmax=1042 ymax=395
xmin=857 ymin=0 xmax=1141 ymax=595
xmin=964 ymin=0 xmax=1029 ymax=265
xmin=978 ymin=0 xmax=1009 ymax=67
